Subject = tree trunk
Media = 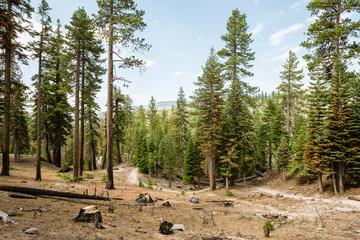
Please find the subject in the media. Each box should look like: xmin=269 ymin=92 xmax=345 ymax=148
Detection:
xmin=92 ymin=139 xmax=97 ymax=170
xmin=102 ymin=136 xmax=107 ymax=169
xmin=36 ymin=42 xmax=43 ymax=181
xmin=282 ymin=166 xmax=286 ymax=183
xmin=80 ymin=46 xmax=85 ymax=176
xmin=225 ymin=176 xmax=229 ymax=189
xmin=339 ymin=161 xmax=344 ymax=195
xmin=45 ymin=134 xmax=52 ymax=164
xmin=116 ymin=139 xmax=122 ymax=164
xmin=1 ymin=2 xmax=12 ymax=176
xmin=106 ymin=1 xmax=115 ymax=189
xmin=209 ymin=147 xmax=216 ymax=191
xmin=168 ymin=157 xmax=171 ymax=188
xmin=53 ymin=143 xmax=61 ymax=168
xmin=73 ymin=47 xmax=81 ymax=179
xmin=318 ymin=172 xmax=324 ymax=194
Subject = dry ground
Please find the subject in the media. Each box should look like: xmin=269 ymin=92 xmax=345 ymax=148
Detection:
xmin=1 ymin=155 xmax=360 ymax=240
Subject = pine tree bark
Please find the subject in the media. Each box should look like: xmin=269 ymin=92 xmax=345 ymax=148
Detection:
xmin=80 ymin=47 xmax=85 ymax=176
xmin=36 ymin=40 xmax=43 ymax=181
xmin=73 ymin=47 xmax=81 ymax=179
xmin=209 ymin=147 xmax=216 ymax=191
xmin=318 ymin=172 xmax=324 ymax=194
xmin=106 ymin=0 xmax=115 ymax=189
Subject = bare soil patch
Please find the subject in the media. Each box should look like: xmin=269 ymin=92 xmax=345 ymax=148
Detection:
xmin=1 ymin=155 xmax=360 ymax=239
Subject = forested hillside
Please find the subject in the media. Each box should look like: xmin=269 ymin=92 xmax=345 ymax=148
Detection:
xmin=1 ymin=0 xmax=360 ymax=198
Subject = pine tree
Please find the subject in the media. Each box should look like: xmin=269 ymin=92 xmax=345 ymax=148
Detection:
xmin=183 ymin=134 xmax=203 ymax=185
xmin=42 ymin=20 xmax=73 ymax=168
xmin=302 ymin=0 xmax=360 ymax=195
xmin=277 ymin=50 xmax=304 ymax=134
xmin=0 ymin=0 xmax=33 ymax=176
xmin=113 ymin=87 xmax=126 ymax=164
xmin=10 ymin=80 xmax=30 ymax=163
xmin=192 ymin=47 xmax=225 ymax=191
xmin=174 ymin=87 xmax=188 ymax=171
xmin=96 ymin=0 xmax=150 ymax=189
xmin=217 ymin=8 xmax=255 ymax=92
xmin=29 ymin=0 xmax=52 ymax=181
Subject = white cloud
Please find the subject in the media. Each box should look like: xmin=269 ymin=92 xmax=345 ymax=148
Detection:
xmin=266 ymin=47 xmax=303 ymax=62
xmin=251 ymin=22 xmax=264 ymax=36
xmin=154 ymin=20 xmax=161 ymax=25
xmin=289 ymin=1 xmax=301 ymax=9
xmin=173 ymin=71 xmax=184 ymax=77
xmin=269 ymin=23 xmax=303 ymax=46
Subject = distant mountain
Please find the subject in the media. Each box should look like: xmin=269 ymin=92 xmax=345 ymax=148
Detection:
xmin=134 ymin=101 xmax=177 ymax=111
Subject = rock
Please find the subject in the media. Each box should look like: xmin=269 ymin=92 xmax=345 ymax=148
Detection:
xmin=0 ymin=211 xmax=16 ymax=224
xmin=318 ymin=227 xmax=324 ymax=231
xmin=189 ymin=195 xmax=199 ymax=204
xmin=172 ymin=224 xmax=185 ymax=231
xmin=288 ymin=187 xmax=294 ymax=190
xmin=23 ymin=227 xmax=39 ymax=235
xmin=311 ymin=198 xmax=315 ymax=201
xmin=118 ymin=236 xmax=124 ymax=240
xmin=276 ymin=193 xmax=284 ymax=197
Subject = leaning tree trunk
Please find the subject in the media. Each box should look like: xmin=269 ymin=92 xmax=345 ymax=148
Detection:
xmin=105 ymin=1 xmax=114 ymax=189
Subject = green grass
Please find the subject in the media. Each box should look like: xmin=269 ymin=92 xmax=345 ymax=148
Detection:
xmin=86 ymin=173 xmax=94 ymax=179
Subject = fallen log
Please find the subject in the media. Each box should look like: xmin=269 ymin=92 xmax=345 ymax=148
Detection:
xmin=349 ymin=195 xmax=360 ymax=201
xmin=0 ymin=185 xmax=122 ymax=201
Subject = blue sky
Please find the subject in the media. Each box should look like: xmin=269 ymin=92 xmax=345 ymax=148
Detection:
xmin=21 ymin=0 xmax=355 ymax=110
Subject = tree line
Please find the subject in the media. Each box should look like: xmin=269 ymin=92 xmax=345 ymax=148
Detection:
xmin=1 ymin=0 xmax=360 ymax=195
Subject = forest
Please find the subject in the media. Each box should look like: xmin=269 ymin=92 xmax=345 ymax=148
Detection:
xmin=1 ymin=0 xmax=360 ymax=199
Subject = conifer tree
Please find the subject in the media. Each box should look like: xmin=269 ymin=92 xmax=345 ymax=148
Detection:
xmin=174 ymin=87 xmax=188 ymax=171
xmin=42 ymin=20 xmax=72 ymax=168
xmin=29 ymin=0 xmax=52 ymax=181
xmin=192 ymin=48 xmax=225 ymax=191
xmin=302 ymin=0 xmax=360 ymax=195
xmin=183 ymin=134 xmax=203 ymax=185
xmin=10 ymin=81 xmax=30 ymax=163
xmin=0 ymin=0 xmax=33 ymax=176
xmin=113 ymin=87 xmax=126 ymax=164
xmin=277 ymin=50 xmax=304 ymax=134
xmin=96 ymin=0 xmax=150 ymax=189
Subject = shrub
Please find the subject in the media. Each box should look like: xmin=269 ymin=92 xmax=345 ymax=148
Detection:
xmin=225 ymin=189 xmax=233 ymax=196
xmin=86 ymin=173 xmax=94 ymax=179
xmin=138 ymin=180 xmax=145 ymax=188
xmin=263 ymin=221 xmax=275 ymax=237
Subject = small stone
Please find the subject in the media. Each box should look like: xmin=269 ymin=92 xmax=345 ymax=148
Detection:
xmin=311 ymin=198 xmax=315 ymax=201
xmin=288 ymin=187 xmax=294 ymax=190
xmin=24 ymin=227 xmax=39 ymax=235
xmin=189 ymin=195 xmax=199 ymax=204
xmin=172 ymin=224 xmax=185 ymax=231
xmin=276 ymin=193 xmax=284 ymax=197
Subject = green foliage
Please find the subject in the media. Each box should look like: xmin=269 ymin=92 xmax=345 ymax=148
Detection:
xmin=263 ymin=221 xmax=275 ymax=237
xmin=134 ymin=128 xmax=149 ymax=173
xmin=86 ymin=173 xmax=94 ymax=179
xmin=183 ymin=136 xmax=203 ymax=185
xmin=225 ymin=189 xmax=233 ymax=196
xmin=146 ymin=175 xmax=154 ymax=189
xmin=101 ymin=174 xmax=107 ymax=183
xmin=138 ymin=180 xmax=145 ymax=188
xmin=180 ymin=190 xmax=186 ymax=196
xmin=57 ymin=173 xmax=83 ymax=182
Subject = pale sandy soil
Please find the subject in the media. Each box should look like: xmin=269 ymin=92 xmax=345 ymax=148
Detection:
xmin=1 ymin=155 xmax=360 ymax=240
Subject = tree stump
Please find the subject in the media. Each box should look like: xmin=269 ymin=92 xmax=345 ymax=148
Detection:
xmin=74 ymin=206 xmax=103 ymax=229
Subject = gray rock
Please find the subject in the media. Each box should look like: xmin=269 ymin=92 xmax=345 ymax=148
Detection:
xmin=276 ymin=193 xmax=284 ymax=197
xmin=172 ymin=224 xmax=185 ymax=231
xmin=24 ymin=227 xmax=39 ymax=235
xmin=0 ymin=211 xmax=16 ymax=224
xmin=189 ymin=194 xmax=199 ymax=204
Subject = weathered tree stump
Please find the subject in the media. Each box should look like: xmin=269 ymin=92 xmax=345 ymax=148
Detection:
xmin=136 ymin=193 xmax=154 ymax=205
xmin=159 ymin=221 xmax=173 ymax=235
xmin=73 ymin=206 xmax=103 ymax=229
